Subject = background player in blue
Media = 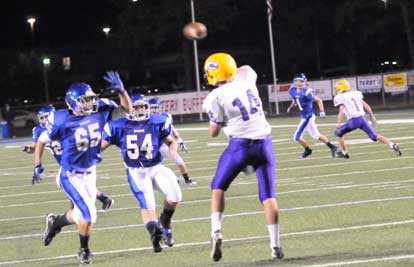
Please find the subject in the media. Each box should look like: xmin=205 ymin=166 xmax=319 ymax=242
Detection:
xmin=102 ymin=93 xmax=182 ymax=253
xmin=35 ymin=71 xmax=132 ymax=265
xmin=202 ymin=53 xmax=283 ymax=262
xmin=148 ymin=98 xmax=196 ymax=185
xmin=287 ymin=73 xmax=337 ymax=158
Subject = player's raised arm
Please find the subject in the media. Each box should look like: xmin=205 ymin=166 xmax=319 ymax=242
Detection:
xmin=103 ymin=71 xmax=132 ymax=113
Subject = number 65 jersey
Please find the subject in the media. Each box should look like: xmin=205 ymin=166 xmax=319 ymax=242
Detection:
xmin=202 ymin=65 xmax=271 ymax=139
xmin=102 ymin=114 xmax=172 ymax=168
xmin=47 ymin=99 xmax=118 ymax=171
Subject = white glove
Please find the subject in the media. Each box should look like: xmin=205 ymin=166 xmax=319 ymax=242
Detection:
xmin=319 ymin=111 xmax=326 ymax=118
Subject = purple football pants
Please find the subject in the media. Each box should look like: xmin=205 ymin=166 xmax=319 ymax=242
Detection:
xmin=211 ymin=135 xmax=276 ymax=202
xmin=335 ymin=115 xmax=378 ymax=141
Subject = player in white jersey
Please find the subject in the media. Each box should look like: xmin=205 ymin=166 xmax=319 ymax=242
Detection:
xmin=202 ymin=53 xmax=283 ymax=262
xmin=333 ymin=79 xmax=401 ymax=158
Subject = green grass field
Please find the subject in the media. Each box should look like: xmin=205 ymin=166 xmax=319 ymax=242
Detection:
xmin=0 ymin=112 xmax=413 ymax=267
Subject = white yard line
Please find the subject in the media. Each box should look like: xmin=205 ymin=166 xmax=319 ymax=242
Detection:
xmin=1 ymin=195 xmax=413 ymax=241
xmin=1 ymin=219 xmax=413 ymax=265
xmin=298 ymin=254 xmax=414 ymax=267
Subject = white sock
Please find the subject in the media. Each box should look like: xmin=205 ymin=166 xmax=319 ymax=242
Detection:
xmin=267 ymin=224 xmax=280 ymax=248
xmin=211 ymin=212 xmax=223 ymax=236
xmin=342 ymin=150 xmax=348 ymax=155
xmin=389 ymin=142 xmax=394 ymax=149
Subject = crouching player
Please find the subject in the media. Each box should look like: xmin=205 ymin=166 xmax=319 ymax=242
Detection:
xmin=202 ymin=53 xmax=283 ymax=262
xmin=334 ymin=79 xmax=402 ymax=158
xmin=102 ymin=93 xmax=182 ymax=252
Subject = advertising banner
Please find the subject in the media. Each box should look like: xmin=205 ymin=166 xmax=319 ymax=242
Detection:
xmin=156 ymin=91 xmax=210 ymax=115
xmin=383 ymin=73 xmax=407 ymax=93
xmin=357 ymin=75 xmax=382 ymax=93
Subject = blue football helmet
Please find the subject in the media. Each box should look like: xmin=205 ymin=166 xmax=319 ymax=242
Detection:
xmin=148 ymin=98 xmax=161 ymax=114
xmin=65 ymin=83 xmax=98 ymax=116
xmin=37 ymin=105 xmax=55 ymax=126
xmin=293 ymin=73 xmax=307 ymax=88
xmin=130 ymin=93 xmax=150 ymax=121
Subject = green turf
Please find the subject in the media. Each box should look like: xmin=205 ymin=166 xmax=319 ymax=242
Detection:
xmin=0 ymin=113 xmax=413 ymax=266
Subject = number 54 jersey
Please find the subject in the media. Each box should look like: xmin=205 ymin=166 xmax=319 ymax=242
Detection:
xmin=202 ymin=65 xmax=271 ymax=139
xmin=102 ymin=114 xmax=172 ymax=168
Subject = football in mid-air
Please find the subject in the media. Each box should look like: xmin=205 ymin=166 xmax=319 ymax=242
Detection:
xmin=183 ymin=22 xmax=207 ymax=40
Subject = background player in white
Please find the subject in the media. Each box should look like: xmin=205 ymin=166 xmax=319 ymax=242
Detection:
xmin=36 ymin=71 xmax=131 ymax=265
xmin=148 ymin=98 xmax=196 ymax=185
xmin=334 ymin=79 xmax=401 ymax=158
xmin=287 ymin=73 xmax=337 ymax=158
xmin=102 ymin=93 xmax=182 ymax=252
xmin=202 ymin=53 xmax=283 ymax=262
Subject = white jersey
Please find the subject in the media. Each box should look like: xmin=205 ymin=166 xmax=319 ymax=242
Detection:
xmin=333 ymin=90 xmax=365 ymax=120
xmin=202 ymin=65 xmax=271 ymax=139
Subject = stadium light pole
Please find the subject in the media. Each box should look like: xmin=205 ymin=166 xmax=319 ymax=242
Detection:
xmin=190 ymin=0 xmax=203 ymax=121
xmin=27 ymin=17 xmax=36 ymax=50
xmin=43 ymin=58 xmax=50 ymax=103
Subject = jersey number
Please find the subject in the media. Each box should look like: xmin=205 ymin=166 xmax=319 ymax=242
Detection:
xmin=74 ymin=123 xmax=101 ymax=152
xmin=231 ymin=89 xmax=260 ymax=121
xmin=126 ymin=134 xmax=153 ymax=160
xmin=351 ymin=98 xmax=360 ymax=112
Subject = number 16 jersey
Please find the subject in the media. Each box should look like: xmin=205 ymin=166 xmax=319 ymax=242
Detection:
xmin=202 ymin=65 xmax=271 ymax=139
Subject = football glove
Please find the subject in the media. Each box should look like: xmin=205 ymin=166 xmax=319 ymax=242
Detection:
xmin=21 ymin=145 xmax=34 ymax=154
xmin=103 ymin=71 xmax=126 ymax=95
xmin=179 ymin=142 xmax=188 ymax=153
xmin=32 ymin=163 xmax=44 ymax=185
xmin=319 ymin=111 xmax=326 ymax=118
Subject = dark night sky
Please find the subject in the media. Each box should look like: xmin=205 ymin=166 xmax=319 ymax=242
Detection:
xmin=1 ymin=0 xmax=413 ymax=103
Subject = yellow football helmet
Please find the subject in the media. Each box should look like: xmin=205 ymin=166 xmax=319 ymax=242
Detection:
xmin=335 ymin=79 xmax=351 ymax=93
xmin=204 ymin=53 xmax=237 ymax=86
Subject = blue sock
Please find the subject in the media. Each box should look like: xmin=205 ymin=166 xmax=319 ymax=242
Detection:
xmin=96 ymin=192 xmax=108 ymax=202
xmin=79 ymin=234 xmax=90 ymax=249
xmin=146 ymin=221 xmax=158 ymax=235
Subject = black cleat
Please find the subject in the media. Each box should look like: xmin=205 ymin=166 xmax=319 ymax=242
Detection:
xmin=101 ymin=198 xmax=114 ymax=212
xmin=272 ymin=247 xmax=284 ymax=260
xmin=151 ymin=227 xmax=163 ymax=253
xmin=330 ymin=145 xmax=338 ymax=158
xmin=78 ymin=248 xmax=93 ymax=265
xmin=299 ymin=148 xmax=312 ymax=159
xmin=42 ymin=213 xmax=61 ymax=246
xmin=337 ymin=151 xmax=350 ymax=159
xmin=162 ymin=228 xmax=174 ymax=247
xmin=184 ymin=179 xmax=197 ymax=185
xmin=211 ymin=230 xmax=223 ymax=262
xmin=392 ymin=144 xmax=402 ymax=156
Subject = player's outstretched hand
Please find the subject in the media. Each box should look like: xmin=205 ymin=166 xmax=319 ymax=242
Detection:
xmin=286 ymin=106 xmax=292 ymax=113
xmin=319 ymin=111 xmax=326 ymax=118
xmin=32 ymin=164 xmax=44 ymax=185
xmin=103 ymin=71 xmax=126 ymax=95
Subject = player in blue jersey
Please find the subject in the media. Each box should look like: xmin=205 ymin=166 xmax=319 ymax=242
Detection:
xmin=148 ymin=98 xmax=196 ymax=185
xmin=287 ymin=73 xmax=337 ymax=158
xmin=35 ymin=71 xmax=132 ymax=265
xmin=202 ymin=53 xmax=283 ymax=261
xmin=23 ymin=106 xmax=114 ymax=211
xmin=102 ymin=93 xmax=182 ymax=252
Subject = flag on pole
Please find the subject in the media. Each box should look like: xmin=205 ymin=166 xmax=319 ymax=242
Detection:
xmin=266 ymin=0 xmax=273 ymax=21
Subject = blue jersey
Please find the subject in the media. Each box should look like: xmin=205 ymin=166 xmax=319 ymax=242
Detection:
xmin=47 ymin=98 xmax=117 ymax=170
xmin=288 ymin=86 xmax=315 ymax=118
xmin=33 ymin=125 xmax=62 ymax=163
xmin=103 ymin=114 xmax=172 ymax=168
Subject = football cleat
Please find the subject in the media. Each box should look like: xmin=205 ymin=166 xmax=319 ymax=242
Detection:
xmin=101 ymin=198 xmax=114 ymax=212
xmin=337 ymin=151 xmax=350 ymax=159
xmin=271 ymin=247 xmax=284 ymax=260
xmin=162 ymin=228 xmax=174 ymax=247
xmin=184 ymin=179 xmax=197 ymax=185
xmin=42 ymin=213 xmax=61 ymax=246
xmin=299 ymin=148 xmax=312 ymax=159
xmin=151 ymin=227 xmax=163 ymax=253
xmin=392 ymin=144 xmax=402 ymax=156
xmin=78 ymin=248 xmax=93 ymax=265
xmin=211 ymin=230 xmax=223 ymax=262
xmin=330 ymin=145 xmax=338 ymax=158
